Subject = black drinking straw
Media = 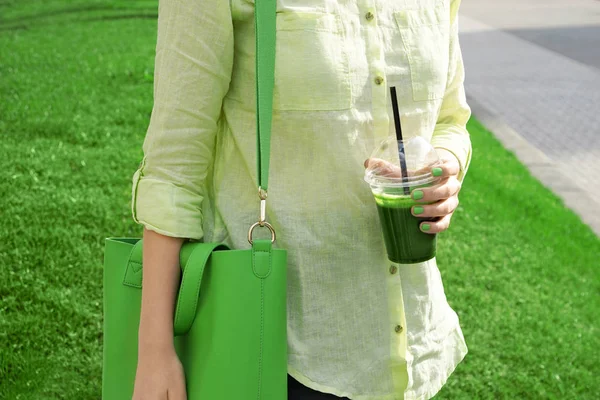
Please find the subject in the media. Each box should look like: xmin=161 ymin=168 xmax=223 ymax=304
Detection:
xmin=390 ymin=87 xmax=410 ymax=195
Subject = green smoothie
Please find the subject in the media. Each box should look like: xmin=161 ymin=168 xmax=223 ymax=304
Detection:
xmin=374 ymin=190 xmax=436 ymax=264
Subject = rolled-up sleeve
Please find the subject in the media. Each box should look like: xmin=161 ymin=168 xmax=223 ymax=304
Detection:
xmin=430 ymin=0 xmax=472 ymax=184
xmin=131 ymin=0 xmax=234 ymax=239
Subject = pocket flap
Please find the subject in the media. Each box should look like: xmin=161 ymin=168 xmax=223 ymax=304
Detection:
xmin=276 ymin=11 xmax=341 ymax=33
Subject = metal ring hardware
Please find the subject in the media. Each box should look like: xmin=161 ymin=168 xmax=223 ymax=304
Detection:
xmin=248 ymin=221 xmax=276 ymax=245
xmin=248 ymin=187 xmax=276 ymax=244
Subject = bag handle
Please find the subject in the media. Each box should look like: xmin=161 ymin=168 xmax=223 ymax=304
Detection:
xmin=173 ymin=242 xmax=230 ymax=335
xmin=248 ymin=0 xmax=277 ymax=245
xmin=123 ymin=240 xmax=230 ymax=336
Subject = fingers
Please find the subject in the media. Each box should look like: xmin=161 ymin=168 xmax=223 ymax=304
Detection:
xmin=431 ymin=156 xmax=460 ymax=179
xmin=364 ymin=157 xmax=456 ymax=179
xmin=406 ymin=162 xmax=440 ymax=178
xmin=364 ymin=158 xmax=436 ymax=178
xmin=419 ymin=212 xmax=453 ymax=234
xmin=364 ymin=158 xmax=404 ymax=178
xmin=411 ymin=177 xmax=461 ymax=203
xmin=411 ymin=196 xmax=459 ymax=218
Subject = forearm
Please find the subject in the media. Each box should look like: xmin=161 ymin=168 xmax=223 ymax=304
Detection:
xmin=138 ymin=227 xmax=185 ymax=351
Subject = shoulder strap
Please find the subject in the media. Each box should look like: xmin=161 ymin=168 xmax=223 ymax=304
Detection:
xmin=255 ymin=0 xmax=276 ymax=191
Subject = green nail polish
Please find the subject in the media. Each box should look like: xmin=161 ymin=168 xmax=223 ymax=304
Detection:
xmin=412 ymin=190 xmax=424 ymax=200
xmin=422 ymin=223 xmax=431 ymax=231
xmin=413 ymin=206 xmax=424 ymax=215
xmin=432 ymin=167 xmax=443 ymax=177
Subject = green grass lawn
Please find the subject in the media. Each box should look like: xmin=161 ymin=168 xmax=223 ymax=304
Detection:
xmin=1 ymin=1 xmax=599 ymax=399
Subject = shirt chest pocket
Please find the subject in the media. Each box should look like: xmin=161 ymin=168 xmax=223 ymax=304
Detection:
xmin=394 ymin=5 xmax=450 ymax=102
xmin=273 ymin=11 xmax=352 ymax=111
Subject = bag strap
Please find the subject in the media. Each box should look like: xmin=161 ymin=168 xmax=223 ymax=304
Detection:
xmin=255 ymin=0 xmax=276 ymax=192
xmin=173 ymin=242 xmax=229 ymax=335
xmin=122 ymin=240 xmax=230 ymax=336
xmin=248 ymin=0 xmax=278 ymax=245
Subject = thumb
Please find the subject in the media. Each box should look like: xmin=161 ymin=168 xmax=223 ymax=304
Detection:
xmin=364 ymin=157 xmax=398 ymax=173
xmin=364 ymin=158 xmax=408 ymax=178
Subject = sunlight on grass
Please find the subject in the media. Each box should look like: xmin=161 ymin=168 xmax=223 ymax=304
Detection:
xmin=1 ymin=1 xmax=599 ymax=399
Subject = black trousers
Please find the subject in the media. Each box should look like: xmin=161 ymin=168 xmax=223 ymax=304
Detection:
xmin=287 ymin=375 xmax=349 ymax=399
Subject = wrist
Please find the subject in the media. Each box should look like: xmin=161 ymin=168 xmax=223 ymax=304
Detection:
xmin=138 ymin=319 xmax=174 ymax=349
xmin=138 ymin=335 xmax=175 ymax=357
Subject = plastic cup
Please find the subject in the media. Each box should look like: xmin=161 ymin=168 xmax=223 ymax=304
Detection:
xmin=365 ymin=136 xmax=442 ymax=264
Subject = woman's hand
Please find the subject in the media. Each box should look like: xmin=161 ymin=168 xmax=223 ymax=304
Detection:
xmin=132 ymin=344 xmax=187 ymax=400
xmin=364 ymin=148 xmax=462 ymax=234
xmin=410 ymin=148 xmax=462 ymax=234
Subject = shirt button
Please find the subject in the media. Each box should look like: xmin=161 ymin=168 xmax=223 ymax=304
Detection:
xmin=389 ymin=265 xmax=398 ymax=274
xmin=365 ymin=11 xmax=375 ymax=21
xmin=374 ymin=76 xmax=384 ymax=85
xmin=395 ymin=325 xmax=403 ymax=333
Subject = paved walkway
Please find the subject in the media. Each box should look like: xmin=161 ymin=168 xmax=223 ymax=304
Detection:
xmin=458 ymin=0 xmax=600 ymax=236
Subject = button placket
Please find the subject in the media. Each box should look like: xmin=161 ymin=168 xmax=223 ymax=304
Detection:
xmin=361 ymin=0 xmax=409 ymax=390
xmin=387 ymin=260 xmax=408 ymax=364
xmin=360 ymin=0 xmax=388 ymax=140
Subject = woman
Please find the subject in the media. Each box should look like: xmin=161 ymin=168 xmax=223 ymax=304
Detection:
xmin=130 ymin=0 xmax=472 ymax=398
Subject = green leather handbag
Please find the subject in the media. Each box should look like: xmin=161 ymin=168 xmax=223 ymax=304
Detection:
xmin=102 ymin=0 xmax=287 ymax=397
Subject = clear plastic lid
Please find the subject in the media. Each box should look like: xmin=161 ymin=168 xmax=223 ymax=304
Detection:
xmin=364 ymin=136 xmax=442 ymax=189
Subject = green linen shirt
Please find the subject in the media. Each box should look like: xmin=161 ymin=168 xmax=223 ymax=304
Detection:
xmin=131 ymin=0 xmax=472 ymax=398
